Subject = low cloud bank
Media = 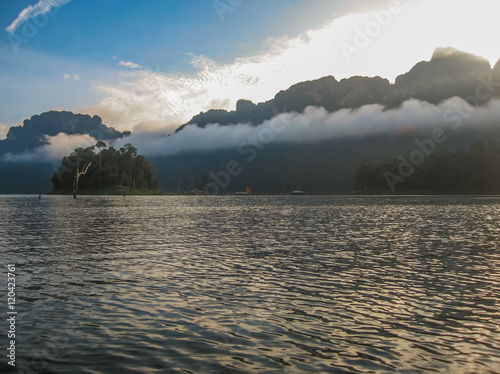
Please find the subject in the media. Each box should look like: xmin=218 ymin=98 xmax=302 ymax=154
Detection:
xmin=82 ymin=0 xmax=498 ymax=133
xmin=4 ymin=97 xmax=499 ymax=163
xmin=116 ymin=97 xmax=500 ymax=157
xmin=1 ymin=133 xmax=95 ymax=162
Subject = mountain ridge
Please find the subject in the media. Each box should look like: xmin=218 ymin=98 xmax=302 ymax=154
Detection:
xmin=1 ymin=48 xmax=499 ymax=194
xmin=176 ymin=48 xmax=498 ymax=133
xmin=0 ymin=111 xmax=130 ymax=156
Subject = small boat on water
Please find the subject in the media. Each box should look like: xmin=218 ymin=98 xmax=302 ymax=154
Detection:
xmin=291 ymin=190 xmax=305 ymax=195
xmin=235 ymin=187 xmax=252 ymax=195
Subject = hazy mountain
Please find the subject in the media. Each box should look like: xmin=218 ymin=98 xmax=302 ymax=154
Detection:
xmin=0 ymin=111 xmax=130 ymax=156
xmin=387 ymin=48 xmax=493 ymax=106
xmin=0 ymin=111 xmax=130 ymax=193
xmin=176 ymin=76 xmax=391 ymax=131
xmin=160 ymin=49 xmax=500 ymax=194
xmin=1 ymin=48 xmax=499 ymax=194
xmin=177 ymin=48 xmax=498 ymax=132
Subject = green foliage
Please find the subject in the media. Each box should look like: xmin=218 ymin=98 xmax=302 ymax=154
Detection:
xmin=51 ymin=142 xmax=159 ymax=192
xmin=353 ymin=140 xmax=500 ymax=194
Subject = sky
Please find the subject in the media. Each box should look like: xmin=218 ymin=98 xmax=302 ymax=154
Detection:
xmin=0 ymin=0 xmax=499 ymax=142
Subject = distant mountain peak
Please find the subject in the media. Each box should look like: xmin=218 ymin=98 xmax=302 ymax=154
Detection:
xmin=236 ymin=99 xmax=256 ymax=111
xmin=174 ymin=48 xmax=498 ymax=133
xmin=431 ymin=47 xmax=489 ymax=64
xmin=0 ymin=110 xmax=130 ymax=156
xmin=390 ymin=48 xmax=493 ymax=105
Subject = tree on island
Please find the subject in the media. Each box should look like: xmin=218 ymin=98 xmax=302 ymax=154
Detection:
xmin=52 ymin=142 xmax=159 ymax=195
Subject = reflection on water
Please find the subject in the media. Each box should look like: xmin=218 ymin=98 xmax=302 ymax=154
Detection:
xmin=0 ymin=195 xmax=499 ymax=373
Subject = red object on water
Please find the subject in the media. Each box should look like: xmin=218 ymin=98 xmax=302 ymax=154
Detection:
xmin=245 ymin=187 xmax=252 ymax=194
xmin=396 ymin=125 xmax=417 ymax=136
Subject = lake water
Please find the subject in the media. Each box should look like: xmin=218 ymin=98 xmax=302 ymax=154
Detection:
xmin=1 ymin=195 xmax=499 ymax=373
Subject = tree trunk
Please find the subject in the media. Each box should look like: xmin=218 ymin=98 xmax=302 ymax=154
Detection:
xmin=73 ymin=162 xmax=92 ymax=199
xmin=73 ymin=173 xmax=78 ymax=199
xmin=73 ymin=173 xmax=78 ymax=198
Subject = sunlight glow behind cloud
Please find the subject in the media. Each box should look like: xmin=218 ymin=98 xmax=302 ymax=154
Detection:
xmin=6 ymin=0 xmax=71 ymax=34
xmin=0 ymin=122 xmax=10 ymax=139
xmin=83 ymin=0 xmax=499 ymax=133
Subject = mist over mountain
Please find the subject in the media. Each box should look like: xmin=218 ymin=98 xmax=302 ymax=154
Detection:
xmin=152 ymin=49 xmax=500 ymax=194
xmin=1 ymin=48 xmax=499 ymax=194
xmin=0 ymin=111 xmax=131 ymax=193
xmin=176 ymin=48 xmax=498 ymax=133
xmin=175 ymin=76 xmax=391 ymax=132
xmin=0 ymin=111 xmax=130 ymax=157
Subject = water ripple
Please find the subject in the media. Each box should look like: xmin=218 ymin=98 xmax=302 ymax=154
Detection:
xmin=1 ymin=195 xmax=499 ymax=373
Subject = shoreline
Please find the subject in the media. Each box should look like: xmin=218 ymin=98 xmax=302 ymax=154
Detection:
xmin=2 ymin=192 xmax=499 ymax=197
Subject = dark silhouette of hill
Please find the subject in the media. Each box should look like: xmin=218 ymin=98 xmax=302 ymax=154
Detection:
xmin=386 ymin=48 xmax=493 ymax=106
xmin=176 ymin=48 xmax=497 ymax=132
xmin=0 ymin=111 xmax=130 ymax=193
xmin=1 ymin=48 xmax=499 ymax=194
xmin=162 ymin=49 xmax=500 ymax=194
xmin=176 ymin=76 xmax=391 ymax=131
xmin=0 ymin=111 xmax=130 ymax=156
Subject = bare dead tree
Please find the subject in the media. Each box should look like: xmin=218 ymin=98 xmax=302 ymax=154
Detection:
xmin=73 ymin=162 xmax=92 ymax=198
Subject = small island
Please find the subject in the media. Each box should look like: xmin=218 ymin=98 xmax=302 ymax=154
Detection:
xmin=50 ymin=142 xmax=162 ymax=196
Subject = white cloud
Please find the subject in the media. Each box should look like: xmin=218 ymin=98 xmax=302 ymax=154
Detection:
xmin=63 ymin=73 xmax=80 ymax=81
xmin=83 ymin=0 xmax=499 ymax=133
xmin=1 ymin=132 xmax=95 ymax=162
xmin=5 ymin=97 xmax=499 ymax=162
xmin=114 ymin=98 xmax=500 ymax=158
xmin=335 ymin=0 xmax=417 ymax=16
xmin=6 ymin=0 xmax=71 ymax=34
xmin=43 ymin=132 xmax=96 ymax=159
xmin=119 ymin=60 xmax=143 ymax=69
